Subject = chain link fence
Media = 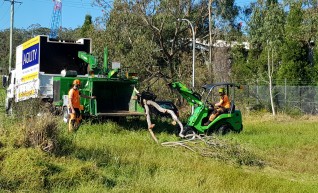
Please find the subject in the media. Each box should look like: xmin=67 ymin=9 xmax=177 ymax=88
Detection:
xmin=1 ymin=75 xmax=318 ymax=115
xmin=237 ymin=81 xmax=318 ymax=115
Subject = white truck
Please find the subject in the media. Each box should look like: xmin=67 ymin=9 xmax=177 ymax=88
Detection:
xmin=4 ymin=35 xmax=144 ymax=119
xmin=5 ymin=35 xmax=91 ymax=114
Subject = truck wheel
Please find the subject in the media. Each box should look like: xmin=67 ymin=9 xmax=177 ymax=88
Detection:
xmin=5 ymin=98 xmax=13 ymax=114
xmin=63 ymin=107 xmax=69 ymax=123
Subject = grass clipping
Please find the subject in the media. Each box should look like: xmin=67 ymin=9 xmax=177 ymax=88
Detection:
xmin=17 ymin=113 xmax=59 ymax=153
xmin=162 ymin=136 xmax=265 ymax=167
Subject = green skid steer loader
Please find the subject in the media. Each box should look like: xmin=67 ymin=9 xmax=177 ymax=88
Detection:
xmin=169 ymin=82 xmax=243 ymax=136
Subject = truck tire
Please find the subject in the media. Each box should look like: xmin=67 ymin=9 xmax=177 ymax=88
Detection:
xmin=5 ymin=98 xmax=13 ymax=114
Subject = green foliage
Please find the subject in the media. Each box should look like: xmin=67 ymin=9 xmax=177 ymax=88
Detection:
xmin=213 ymin=0 xmax=239 ymax=25
xmin=242 ymin=1 xmax=318 ymax=85
xmin=278 ymin=2 xmax=315 ymax=84
xmin=80 ymin=15 xmax=94 ymax=38
xmin=231 ymin=45 xmax=252 ymax=82
xmin=236 ymin=1 xmax=285 ymax=83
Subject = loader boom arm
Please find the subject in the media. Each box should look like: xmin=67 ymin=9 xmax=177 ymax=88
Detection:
xmin=169 ymin=82 xmax=203 ymax=106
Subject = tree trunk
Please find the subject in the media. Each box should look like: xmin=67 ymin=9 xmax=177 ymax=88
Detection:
xmin=268 ymin=43 xmax=276 ymax=116
xmin=143 ymin=99 xmax=185 ymax=143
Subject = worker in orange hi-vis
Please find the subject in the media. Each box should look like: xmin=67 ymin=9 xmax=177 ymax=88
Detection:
xmin=204 ymin=88 xmax=230 ymax=126
xmin=68 ymin=79 xmax=96 ymax=132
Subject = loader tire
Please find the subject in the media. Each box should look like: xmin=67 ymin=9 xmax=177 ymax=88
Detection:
xmin=236 ymin=124 xmax=243 ymax=133
xmin=216 ymin=124 xmax=231 ymax=135
xmin=182 ymin=126 xmax=196 ymax=140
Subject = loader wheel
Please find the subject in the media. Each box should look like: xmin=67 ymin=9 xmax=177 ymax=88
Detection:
xmin=216 ymin=124 xmax=231 ymax=135
xmin=235 ymin=124 xmax=243 ymax=133
xmin=182 ymin=126 xmax=196 ymax=140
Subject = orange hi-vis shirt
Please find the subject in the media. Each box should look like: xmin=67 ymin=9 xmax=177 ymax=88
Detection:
xmin=68 ymin=88 xmax=80 ymax=108
xmin=219 ymin=95 xmax=230 ymax=109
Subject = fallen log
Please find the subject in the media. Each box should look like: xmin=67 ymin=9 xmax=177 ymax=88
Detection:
xmin=143 ymin=99 xmax=185 ymax=143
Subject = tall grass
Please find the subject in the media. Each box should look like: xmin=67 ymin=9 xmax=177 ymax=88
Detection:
xmin=0 ymin=112 xmax=318 ymax=192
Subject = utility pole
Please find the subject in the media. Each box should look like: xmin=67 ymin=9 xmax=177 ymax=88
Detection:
xmin=177 ymin=18 xmax=196 ymax=114
xmin=5 ymin=0 xmax=22 ymax=74
xmin=208 ymin=0 xmax=213 ymax=76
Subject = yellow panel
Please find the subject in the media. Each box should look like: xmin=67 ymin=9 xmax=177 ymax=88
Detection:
xmin=22 ymin=36 xmax=40 ymax=50
xmin=18 ymin=89 xmax=35 ymax=98
xmin=21 ymin=71 xmax=39 ymax=83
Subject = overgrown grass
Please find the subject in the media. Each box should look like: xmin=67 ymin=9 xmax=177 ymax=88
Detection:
xmin=0 ymin=112 xmax=318 ymax=192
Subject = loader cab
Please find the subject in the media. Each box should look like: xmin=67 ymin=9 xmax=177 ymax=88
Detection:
xmin=183 ymin=82 xmax=243 ymax=136
xmin=201 ymin=83 xmax=240 ymax=114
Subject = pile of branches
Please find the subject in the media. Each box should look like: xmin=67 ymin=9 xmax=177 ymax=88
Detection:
xmin=162 ymin=135 xmax=265 ymax=167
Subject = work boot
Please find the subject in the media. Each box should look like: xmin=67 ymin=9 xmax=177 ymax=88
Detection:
xmin=203 ymin=120 xmax=211 ymax=126
xmin=68 ymin=119 xmax=76 ymax=132
xmin=204 ymin=114 xmax=217 ymax=126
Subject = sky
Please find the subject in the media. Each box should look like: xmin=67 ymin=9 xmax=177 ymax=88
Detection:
xmin=0 ymin=0 xmax=253 ymax=31
xmin=0 ymin=0 xmax=106 ymax=30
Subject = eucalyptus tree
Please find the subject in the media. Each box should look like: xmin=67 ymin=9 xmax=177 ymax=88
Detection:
xmin=0 ymin=29 xmax=28 ymax=73
xmin=241 ymin=0 xmax=284 ymax=82
xmin=246 ymin=0 xmax=285 ymax=115
xmin=212 ymin=0 xmax=240 ymax=40
xmin=92 ymin=0 xmax=241 ymax=85
xmin=0 ymin=30 xmax=10 ymax=73
xmin=103 ymin=0 xmax=211 ymax=80
xmin=81 ymin=15 xmax=94 ymax=38
xmin=277 ymin=2 xmax=314 ymax=84
xmin=264 ymin=2 xmax=285 ymax=115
